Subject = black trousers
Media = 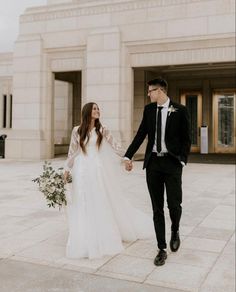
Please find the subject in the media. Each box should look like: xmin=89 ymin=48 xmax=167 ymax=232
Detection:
xmin=146 ymin=153 xmax=183 ymax=250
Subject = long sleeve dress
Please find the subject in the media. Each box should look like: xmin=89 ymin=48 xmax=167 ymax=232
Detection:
xmin=65 ymin=126 xmax=154 ymax=259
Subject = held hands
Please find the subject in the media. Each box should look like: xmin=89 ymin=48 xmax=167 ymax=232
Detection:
xmin=124 ymin=160 xmax=133 ymax=172
xmin=63 ymin=171 xmax=69 ymax=184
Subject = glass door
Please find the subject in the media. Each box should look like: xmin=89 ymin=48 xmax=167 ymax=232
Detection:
xmin=181 ymin=92 xmax=202 ymax=152
xmin=213 ymin=91 xmax=236 ymax=153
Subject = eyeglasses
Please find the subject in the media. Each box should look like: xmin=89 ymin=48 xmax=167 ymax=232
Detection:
xmin=148 ymin=87 xmax=164 ymax=94
xmin=148 ymin=88 xmax=159 ymax=94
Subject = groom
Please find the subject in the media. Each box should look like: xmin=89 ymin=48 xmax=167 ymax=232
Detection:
xmin=124 ymin=77 xmax=191 ymax=266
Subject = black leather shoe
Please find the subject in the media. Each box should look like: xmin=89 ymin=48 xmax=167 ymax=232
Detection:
xmin=154 ymin=249 xmax=167 ymax=266
xmin=170 ymin=231 xmax=180 ymax=252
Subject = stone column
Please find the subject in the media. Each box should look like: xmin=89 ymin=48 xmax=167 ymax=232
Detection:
xmin=119 ymin=44 xmax=133 ymax=147
xmin=5 ymin=35 xmax=51 ymax=159
xmin=84 ymin=27 xmax=133 ymax=146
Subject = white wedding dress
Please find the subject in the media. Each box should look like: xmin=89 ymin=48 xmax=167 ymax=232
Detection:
xmin=64 ymin=126 xmax=154 ymax=259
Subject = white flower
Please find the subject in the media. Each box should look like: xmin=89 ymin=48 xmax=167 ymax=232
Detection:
xmin=48 ymin=186 xmax=56 ymax=193
xmin=168 ymin=105 xmax=178 ymax=116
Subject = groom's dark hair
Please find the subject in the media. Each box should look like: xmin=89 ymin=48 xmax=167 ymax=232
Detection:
xmin=147 ymin=77 xmax=168 ymax=93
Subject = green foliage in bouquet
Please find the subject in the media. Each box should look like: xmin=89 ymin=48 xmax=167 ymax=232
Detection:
xmin=67 ymin=172 xmax=72 ymax=183
xmin=32 ymin=161 xmax=68 ymax=209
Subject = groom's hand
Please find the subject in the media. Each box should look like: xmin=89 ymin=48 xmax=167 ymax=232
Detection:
xmin=124 ymin=160 xmax=133 ymax=172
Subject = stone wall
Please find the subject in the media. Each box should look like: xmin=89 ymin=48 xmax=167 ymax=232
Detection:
xmin=1 ymin=0 xmax=235 ymax=159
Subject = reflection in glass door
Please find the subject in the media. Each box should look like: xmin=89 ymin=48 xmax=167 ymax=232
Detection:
xmin=213 ymin=91 xmax=236 ymax=153
xmin=181 ymin=92 xmax=202 ymax=152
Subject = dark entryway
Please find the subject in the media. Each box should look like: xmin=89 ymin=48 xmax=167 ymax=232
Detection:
xmin=53 ymin=71 xmax=82 ymax=156
xmin=133 ymin=62 xmax=236 ymax=154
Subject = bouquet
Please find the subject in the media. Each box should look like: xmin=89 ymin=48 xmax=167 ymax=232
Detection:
xmin=32 ymin=161 xmax=71 ymax=210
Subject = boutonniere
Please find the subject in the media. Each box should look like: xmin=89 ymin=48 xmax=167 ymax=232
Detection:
xmin=167 ymin=105 xmax=178 ymax=116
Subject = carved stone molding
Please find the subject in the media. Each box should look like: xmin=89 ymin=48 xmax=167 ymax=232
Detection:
xmin=0 ymin=53 xmax=13 ymax=64
xmin=127 ymin=35 xmax=236 ymax=54
xmin=131 ymin=46 xmax=235 ymax=67
xmin=21 ymin=0 xmax=201 ymax=22
xmin=51 ymin=57 xmax=84 ymax=71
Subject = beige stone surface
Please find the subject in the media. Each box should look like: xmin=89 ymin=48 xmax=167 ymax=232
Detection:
xmin=0 ymin=0 xmax=234 ymax=159
xmin=0 ymin=160 xmax=235 ymax=291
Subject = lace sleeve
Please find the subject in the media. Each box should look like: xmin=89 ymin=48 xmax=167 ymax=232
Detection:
xmin=64 ymin=126 xmax=80 ymax=171
xmin=102 ymin=126 xmax=124 ymax=157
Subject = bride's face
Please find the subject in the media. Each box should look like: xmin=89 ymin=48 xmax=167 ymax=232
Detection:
xmin=91 ymin=104 xmax=100 ymax=120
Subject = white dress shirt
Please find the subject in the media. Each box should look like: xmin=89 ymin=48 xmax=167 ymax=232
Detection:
xmin=152 ymin=98 xmax=170 ymax=153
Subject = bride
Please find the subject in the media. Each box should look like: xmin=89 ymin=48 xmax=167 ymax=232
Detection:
xmin=64 ymin=102 xmax=154 ymax=259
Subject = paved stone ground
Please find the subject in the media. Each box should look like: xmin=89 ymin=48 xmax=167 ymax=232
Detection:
xmin=0 ymin=159 xmax=235 ymax=292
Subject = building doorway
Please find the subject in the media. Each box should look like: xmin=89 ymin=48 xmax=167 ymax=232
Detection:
xmin=133 ymin=62 xmax=235 ymax=154
xmin=181 ymin=92 xmax=202 ymax=152
xmin=53 ymin=71 xmax=82 ymax=156
xmin=213 ymin=90 xmax=236 ymax=153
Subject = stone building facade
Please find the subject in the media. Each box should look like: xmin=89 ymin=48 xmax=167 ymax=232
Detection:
xmin=0 ymin=0 xmax=235 ymax=159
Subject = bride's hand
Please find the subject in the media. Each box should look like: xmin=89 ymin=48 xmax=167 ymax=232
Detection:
xmin=125 ymin=160 xmax=133 ymax=172
xmin=63 ymin=171 xmax=69 ymax=184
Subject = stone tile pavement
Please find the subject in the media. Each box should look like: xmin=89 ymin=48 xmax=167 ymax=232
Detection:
xmin=0 ymin=159 xmax=235 ymax=292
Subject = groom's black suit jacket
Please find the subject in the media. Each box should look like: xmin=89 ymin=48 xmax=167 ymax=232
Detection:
xmin=125 ymin=100 xmax=191 ymax=169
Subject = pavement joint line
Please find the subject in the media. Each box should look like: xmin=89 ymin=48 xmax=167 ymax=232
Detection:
xmin=94 ymin=252 xmax=163 ymax=283
xmin=198 ymin=230 xmax=233 ymax=291
xmin=142 ymin=265 xmax=156 ymax=285
xmin=198 ymin=253 xmax=223 ymax=290
xmin=182 ymin=201 xmax=225 ymax=242
xmin=1 ymin=256 xmax=186 ymax=292
xmin=95 ymin=253 xmax=120 ymax=272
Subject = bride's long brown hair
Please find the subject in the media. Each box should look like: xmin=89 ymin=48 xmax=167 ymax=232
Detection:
xmin=78 ymin=102 xmax=103 ymax=154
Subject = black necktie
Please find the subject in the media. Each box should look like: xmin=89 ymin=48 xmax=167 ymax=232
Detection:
xmin=156 ymin=106 xmax=163 ymax=153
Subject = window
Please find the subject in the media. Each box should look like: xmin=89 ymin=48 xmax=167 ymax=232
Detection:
xmin=3 ymin=95 xmax=7 ymax=128
xmin=10 ymin=94 xmax=12 ymax=128
xmin=2 ymin=94 xmax=12 ymax=128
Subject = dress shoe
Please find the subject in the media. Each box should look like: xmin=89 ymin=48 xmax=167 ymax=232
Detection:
xmin=154 ymin=249 xmax=167 ymax=266
xmin=170 ymin=231 xmax=180 ymax=252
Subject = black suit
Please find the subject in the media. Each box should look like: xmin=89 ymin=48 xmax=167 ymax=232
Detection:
xmin=125 ymin=100 xmax=191 ymax=249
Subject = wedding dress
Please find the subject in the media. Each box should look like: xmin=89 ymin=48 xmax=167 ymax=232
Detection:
xmin=64 ymin=126 xmax=154 ymax=259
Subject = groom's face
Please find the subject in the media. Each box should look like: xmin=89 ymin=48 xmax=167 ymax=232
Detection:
xmin=148 ymin=85 xmax=164 ymax=103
